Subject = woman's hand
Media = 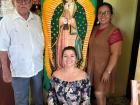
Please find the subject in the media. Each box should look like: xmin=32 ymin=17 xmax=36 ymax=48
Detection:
xmin=68 ymin=18 xmax=75 ymax=27
xmin=101 ymin=71 xmax=110 ymax=83
xmin=59 ymin=17 xmax=68 ymax=25
xmin=63 ymin=18 xmax=68 ymax=24
xmin=68 ymin=19 xmax=72 ymax=25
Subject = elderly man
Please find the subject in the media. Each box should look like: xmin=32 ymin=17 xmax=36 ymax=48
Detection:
xmin=0 ymin=0 xmax=44 ymax=105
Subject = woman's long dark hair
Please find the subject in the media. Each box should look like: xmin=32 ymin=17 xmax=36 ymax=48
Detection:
xmin=98 ymin=2 xmax=113 ymax=15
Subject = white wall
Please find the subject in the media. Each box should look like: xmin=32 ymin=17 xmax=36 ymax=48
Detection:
xmin=0 ymin=0 xmax=14 ymax=17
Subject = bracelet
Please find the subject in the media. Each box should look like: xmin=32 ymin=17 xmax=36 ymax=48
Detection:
xmin=108 ymin=71 xmax=111 ymax=74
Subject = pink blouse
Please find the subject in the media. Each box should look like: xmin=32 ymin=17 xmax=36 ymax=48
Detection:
xmin=95 ymin=28 xmax=123 ymax=45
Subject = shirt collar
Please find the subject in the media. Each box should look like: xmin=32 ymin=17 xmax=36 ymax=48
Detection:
xmin=12 ymin=9 xmax=34 ymax=21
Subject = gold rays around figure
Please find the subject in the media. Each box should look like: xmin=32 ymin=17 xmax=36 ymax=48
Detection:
xmin=42 ymin=0 xmax=62 ymax=78
xmin=42 ymin=0 xmax=96 ymax=78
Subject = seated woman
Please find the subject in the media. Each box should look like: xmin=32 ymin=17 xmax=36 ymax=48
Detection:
xmin=48 ymin=46 xmax=91 ymax=105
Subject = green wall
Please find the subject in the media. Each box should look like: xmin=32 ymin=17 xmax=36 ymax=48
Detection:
xmin=104 ymin=0 xmax=138 ymax=96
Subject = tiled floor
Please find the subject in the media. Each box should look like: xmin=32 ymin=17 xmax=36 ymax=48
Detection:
xmin=107 ymin=96 xmax=130 ymax=105
xmin=91 ymin=96 xmax=130 ymax=105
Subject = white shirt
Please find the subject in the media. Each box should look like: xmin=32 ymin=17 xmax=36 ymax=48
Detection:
xmin=0 ymin=10 xmax=44 ymax=77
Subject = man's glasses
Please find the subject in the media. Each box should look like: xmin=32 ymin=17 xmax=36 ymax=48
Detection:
xmin=16 ymin=0 xmax=31 ymax=4
xmin=98 ymin=11 xmax=111 ymax=16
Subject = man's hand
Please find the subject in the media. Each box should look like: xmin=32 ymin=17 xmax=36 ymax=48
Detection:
xmin=2 ymin=67 xmax=11 ymax=83
xmin=0 ymin=51 xmax=11 ymax=83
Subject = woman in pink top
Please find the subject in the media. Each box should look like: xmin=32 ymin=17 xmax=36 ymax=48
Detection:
xmin=87 ymin=2 xmax=123 ymax=105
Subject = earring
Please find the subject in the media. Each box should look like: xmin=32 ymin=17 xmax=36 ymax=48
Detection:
xmin=97 ymin=21 xmax=100 ymax=24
